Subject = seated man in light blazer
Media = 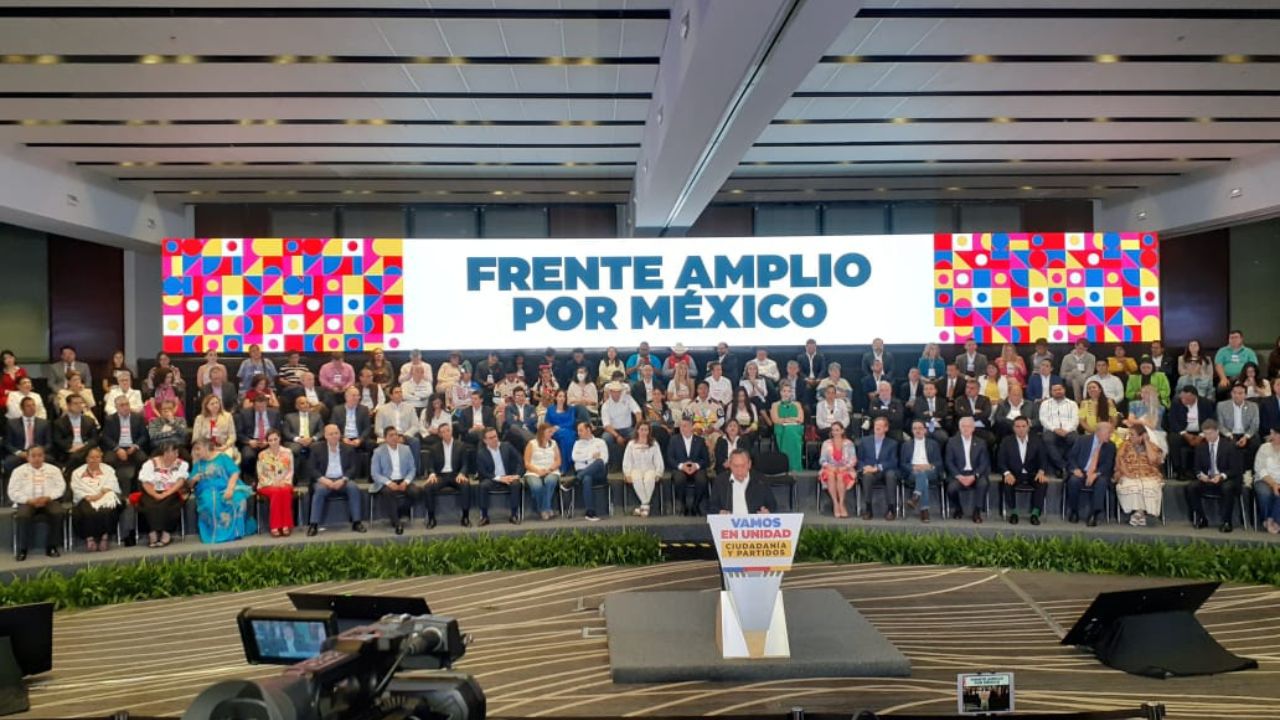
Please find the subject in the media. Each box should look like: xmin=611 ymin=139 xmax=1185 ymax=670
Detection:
xmin=47 ymin=345 xmax=92 ymax=394
xmin=370 ymin=426 xmax=420 ymax=535
xmin=709 ymin=448 xmax=775 ymax=515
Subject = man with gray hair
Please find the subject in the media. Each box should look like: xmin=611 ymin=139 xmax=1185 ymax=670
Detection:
xmin=867 ymin=381 xmax=906 ymax=439
xmin=945 ymin=417 xmax=991 ymax=523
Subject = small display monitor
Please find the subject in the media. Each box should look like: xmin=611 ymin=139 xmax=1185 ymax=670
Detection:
xmin=237 ymin=609 xmax=337 ymax=665
xmin=957 ymin=672 xmax=1015 ymax=715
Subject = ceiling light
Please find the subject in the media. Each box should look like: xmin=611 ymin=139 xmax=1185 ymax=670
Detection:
xmin=891 ymin=117 xmax=910 ymax=124
xmin=991 ymin=116 xmax=1013 ymax=124
xmin=175 ymin=54 xmax=199 ymax=64
xmin=1020 ymin=185 xmax=1034 ymax=191
xmin=1095 ymin=54 xmax=1120 ymax=63
xmin=729 ymin=189 xmax=744 ymax=195
xmin=273 ymin=55 xmax=297 ymax=64
xmin=969 ymin=54 xmax=993 ymax=63
xmin=492 ymin=190 xmax=505 ymax=196
xmin=1136 ymin=210 xmax=1147 ymax=220
xmin=2 ymin=55 xmax=27 ymax=64
xmin=1229 ymin=187 xmax=1243 ymax=198
xmin=567 ymin=191 xmax=580 ymax=196
xmin=34 ymin=54 xmax=60 ymax=65
xmin=1093 ymin=117 xmax=1110 ymax=123
xmin=367 ymin=118 xmax=386 ymax=126
xmin=874 ymin=187 xmax=887 ymax=193
xmin=945 ymin=186 xmax=962 ymax=191
xmin=1221 ymin=54 xmax=1249 ymax=63
xmin=139 ymin=54 xmax=164 ymax=64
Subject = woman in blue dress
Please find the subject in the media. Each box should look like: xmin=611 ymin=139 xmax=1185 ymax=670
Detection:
xmin=189 ymin=438 xmax=256 ymax=543
xmin=545 ymin=389 xmax=578 ymax=473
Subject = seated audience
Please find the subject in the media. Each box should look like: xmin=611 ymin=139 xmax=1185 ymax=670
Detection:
xmin=362 ymin=348 xmax=394 ymax=389
xmin=1079 ymin=380 xmax=1120 ymax=435
xmin=997 ymin=343 xmax=1027 ymax=388
xmin=318 ymin=352 xmax=356 ymax=394
xmin=4 ymin=396 xmax=51 ymax=475
xmin=770 ymin=384 xmax=805 ymax=471
xmin=1060 ymin=340 xmax=1097 ymax=401
xmin=746 ymin=348 xmax=780 ymax=383
xmin=137 ymin=443 xmax=188 ymax=548
xmin=1177 ymin=340 xmax=1214 ymax=398
xmin=256 ymin=429 xmax=297 ymax=537
xmin=55 ymin=370 xmax=97 ymax=421
xmin=102 ymin=395 xmax=149 ymax=492
xmin=956 ymin=339 xmax=989 ymax=380
xmin=1254 ymin=428 xmax=1280 ymax=534
xmin=446 ymin=368 xmax=476 ymax=411
xmin=1027 ymin=358 xmax=1063 ymax=402
xmin=1115 ymin=422 xmax=1166 ymax=527
xmin=899 ymin=367 xmax=926 ymax=405
xmin=1125 ymin=356 xmax=1170 ymax=407
xmin=494 ymin=368 xmax=527 ymax=404
xmin=1169 ymin=386 xmax=1216 ymax=479
xmin=10 ymin=446 xmax=66 ymax=560
xmin=1085 ymin=360 xmax=1125 ymax=406
xmin=102 ymin=373 xmax=143 ymax=417
xmin=474 ymin=427 xmax=524 ymax=525
xmin=630 ymin=364 xmax=659 ymax=408
xmin=569 ymin=421 xmax=608 ymax=521
xmin=623 ymin=422 xmax=665 ymax=518
xmin=241 ymin=373 xmax=280 ymax=410
xmin=901 ymin=419 xmax=943 ymax=523
xmin=474 ymin=350 xmax=504 ymax=394
xmin=457 ymin=390 xmax=496 ymax=450
xmin=437 ymin=351 xmax=464 ymax=393
xmin=355 ymin=367 xmax=388 ymax=412
xmin=419 ymin=395 xmax=452 ymax=452
xmin=668 ymin=418 xmax=710 ymax=516
xmin=331 ymin=387 xmax=373 ymax=475
xmin=523 ymin=424 xmax=563 ymax=521
xmin=422 ymin=424 xmax=471 ymax=528
xmin=601 ymin=382 xmax=643 ymax=467
xmin=1125 ymin=384 xmax=1168 ymax=454
xmin=236 ymin=394 xmax=280 ymax=479
xmin=798 ymin=338 xmax=826 ymax=390
xmin=857 ymin=416 xmax=900 ymax=520
xmin=953 ymin=380 xmax=995 ymax=448
xmin=503 ymin=387 xmax=538 ymax=447
xmin=70 ymin=447 xmax=120 ymax=551
xmin=371 ymin=426 xmax=421 ymax=534
xmin=709 ymin=449 xmax=775 ymax=515
xmin=1065 ymin=422 xmax=1116 ymax=527
xmin=815 ymin=385 xmax=850 ymax=440
xmin=1148 ymin=340 xmax=1173 ymax=378
xmin=6 ymin=377 xmax=45 ymax=420
xmin=283 ymin=396 xmax=322 ymax=463
xmin=102 ymin=350 xmax=134 ymax=394
xmin=866 ymin=381 xmax=907 ymax=439
xmin=306 ymin=424 xmax=368 ymax=535
xmin=938 ymin=363 xmax=964 ymax=408
xmin=194 ymin=348 xmax=226 ymax=389
xmin=1235 ymin=362 xmax=1272 ymax=400
xmin=596 ymin=347 xmax=625 ymax=388
xmin=568 ymin=367 xmax=600 ymax=415
xmin=917 ymin=342 xmax=946 ymax=381
xmin=909 ymin=381 xmax=950 ymax=446
xmin=978 ymin=363 xmax=1008 ymax=404
xmin=861 ymin=359 xmax=891 ymax=408
xmin=945 ymin=417 xmax=990 ymax=523
xmin=54 ymin=394 xmax=98 ymax=472
xmin=275 ymin=351 xmax=309 ymax=391
xmin=400 ymin=363 xmax=434 ymax=410
xmin=997 ymin=417 xmax=1049 ymax=525
xmin=236 ymin=344 xmax=277 ymax=387
xmin=398 ymin=349 xmax=434 ymax=387
xmin=282 ymin=371 xmax=333 ymax=422
xmin=739 ymin=362 xmax=769 ymax=411
xmin=1217 ymin=383 xmax=1260 ymax=472
xmin=862 ymin=337 xmax=895 ymax=380
xmin=144 ymin=367 xmax=186 ymax=423
xmin=190 ymin=437 xmax=256 ymax=543
xmin=49 ymin=345 xmax=91 ymax=394
xmin=819 ymin=421 xmax=857 ymax=519
xmin=779 ymin=360 xmax=811 ymax=408
xmin=703 ymin=361 xmax=733 ymax=407
xmin=375 ymin=385 xmax=423 ymax=462
xmin=1215 ymin=330 xmax=1257 ymax=396
xmin=1106 ymin=345 xmax=1138 ymax=383
xmin=201 ymin=366 xmax=239 ymax=413
xmin=1188 ymin=419 xmax=1243 ymax=532
xmin=1030 ymin=339 xmax=1055 ymax=375
xmin=713 ymin=418 xmax=751 ymax=474
xmin=0 ymin=349 xmax=26 ymax=411
xmin=663 ymin=342 xmax=698 ymax=380
xmin=994 ymin=382 xmax=1036 ymax=440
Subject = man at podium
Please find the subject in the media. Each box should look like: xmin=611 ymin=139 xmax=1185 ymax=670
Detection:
xmin=709 ymin=449 xmax=776 ymax=515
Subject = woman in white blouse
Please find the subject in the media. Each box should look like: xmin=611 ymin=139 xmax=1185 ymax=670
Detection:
xmin=567 ymin=368 xmax=599 ymax=415
xmin=666 ymin=361 xmax=695 ymax=418
xmin=523 ymin=424 xmax=563 ymax=521
xmin=419 ymin=395 xmax=452 ymax=454
xmin=70 ymin=447 xmax=121 ymax=551
xmin=622 ymin=422 xmax=664 ymax=518
xmin=597 ymin=346 xmax=625 ymax=388
xmin=740 ymin=362 xmax=769 ymax=408
xmin=138 ymin=442 xmax=190 ymax=548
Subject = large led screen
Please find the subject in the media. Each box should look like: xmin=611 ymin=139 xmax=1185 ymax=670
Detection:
xmin=161 ymin=232 xmax=1160 ymax=353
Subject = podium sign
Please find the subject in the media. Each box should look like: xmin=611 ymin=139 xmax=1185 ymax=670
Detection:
xmin=708 ymin=513 xmax=803 ymax=659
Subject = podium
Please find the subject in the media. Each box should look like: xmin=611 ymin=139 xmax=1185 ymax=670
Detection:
xmin=708 ymin=513 xmax=803 ymax=659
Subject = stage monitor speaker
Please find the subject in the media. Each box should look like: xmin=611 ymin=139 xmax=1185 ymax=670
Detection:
xmin=1061 ymin=581 xmax=1256 ymax=679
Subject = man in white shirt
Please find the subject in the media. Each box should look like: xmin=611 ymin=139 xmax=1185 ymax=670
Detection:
xmin=1253 ymin=427 xmax=1280 ymax=533
xmin=1038 ymin=383 xmax=1080 ymax=476
xmin=570 ymin=421 xmax=609 ymax=521
xmin=705 ymin=362 xmax=734 ymax=407
xmin=9 ymin=446 xmax=66 ymax=560
xmin=370 ymin=427 xmax=419 ymax=535
xmin=398 ymin=349 xmax=434 ymax=386
xmin=6 ymin=377 xmax=46 ymax=420
xmin=400 ymin=363 xmax=434 ymax=410
xmin=600 ymin=382 xmax=641 ymax=468
xmin=709 ymin=449 xmax=773 ymax=515
xmin=746 ymin=348 xmax=780 ymax=383
xmin=102 ymin=374 xmax=143 ymax=417
xmin=376 ymin=385 xmax=423 ymax=463
xmin=1085 ymin=359 xmax=1124 ymax=404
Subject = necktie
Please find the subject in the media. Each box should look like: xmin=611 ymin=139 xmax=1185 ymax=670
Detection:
xmin=300 ymin=413 xmax=310 ymax=437
xmin=1087 ymin=443 xmax=1099 ymax=474
xmin=1211 ymin=442 xmax=1219 ymax=475
xmin=257 ymin=412 xmax=267 ymax=440
xmin=24 ymin=419 xmax=33 ymax=448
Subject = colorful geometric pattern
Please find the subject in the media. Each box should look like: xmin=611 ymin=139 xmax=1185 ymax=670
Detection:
xmin=933 ymin=232 xmax=1160 ymax=344
xmin=161 ymin=238 xmax=404 ymax=354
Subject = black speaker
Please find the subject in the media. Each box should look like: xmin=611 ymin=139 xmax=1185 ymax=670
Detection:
xmin=1061 ymin=581 xmax=1257 ymax=679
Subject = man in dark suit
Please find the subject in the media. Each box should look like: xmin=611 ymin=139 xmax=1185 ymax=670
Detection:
xmin=502 ymin=387 xmax=538 ymax=447
xmin=51 ymin=394 xmax=98 ymax=472
xmin=236 ymin=394 xmax=281 ymax=480
xmin=1026 ymin=358 xmax=1064 ymax=403
xmin=860 ymin=359 xmax=891 ymax=411
xmin=305 ymin=423 xmax=368 ymax=536
xmin=857 ymin=416 xmax=901 ymax=520
xmin=1169 ymin=386 xmax=1216 ymax=479
xmin=713 ymin=424 xmax=752 ymax=474
xmin=200 ymin=366 xmax=239 ymax=414
xmin=955 ymin=339 xmax=989 ymax=380
xmin=708 ymin=448 xmax=775 ymax=514
xmin=898 ymin=368 xmax=926 ymax=405
xmin=952 ymin=380 xmax=995 ymax=447
xmin=668 ymin=418 xmax=711 ymax=515
xmin=631 ymin=364 xmax=660 ymax=409
xmin=284 ymin=396 xmax=323 ymax=471
xmin=1188 ymin=419 xmax=1243 ymax=533
xmin=422 ymin=424 xmax=473 ymax=528
xmin=1065 ymin=422 xmax=1116 ymax=526
xmin=865 ymin=382 xmax=906 ymax=439
xmin=281 ymin=371 xmax=334 ymax=422
xmin=900 ymin=419 xmax=944 ymax=522
xmin=796 ymin=339 xmax=826 ymax=394
xmin=456 ymin=391 xmax=497 ymax=450
xmin=945 ymin=417 xmax=990 ymax=523
xmin=993 ymin=384 xmax=1039 ymax=440
xmin=101 ymin=395 xmax=148 ymax=493
xmin=937 ymin=364 xmax=964 ymax=409
xmin=908 ymin=381 xmax=950 ymax=446
xmin=330 ymin=387 xmax=373 ymax=477
xmin=713 ymin=342 xmax=740 ymax=385
xmin=473 ymin=427 xmax=524 ymax=525
xmin=997 ymin=417 xmax=1050 ymax=525
xmin=4 ymin=396 xmax=52 ymax=475
xmin=1260 ymin=378 xmax=1280 ymax=438
xmin=861 ymin=337 xmax=896 ymax=380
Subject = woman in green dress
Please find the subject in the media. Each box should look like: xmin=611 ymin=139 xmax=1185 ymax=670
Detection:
xmin=770 ymin=383 xmax=806 ymax=471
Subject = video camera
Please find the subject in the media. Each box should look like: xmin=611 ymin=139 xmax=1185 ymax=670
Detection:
xmin=183 ymin=610 xmax=485 ymax=720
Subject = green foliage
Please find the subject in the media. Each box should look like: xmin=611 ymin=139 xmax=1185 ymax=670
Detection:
xmin=796 ymin=528 xmax=1280 ymax=587
xmin=0 ymin=531 xmax=662 ymax=610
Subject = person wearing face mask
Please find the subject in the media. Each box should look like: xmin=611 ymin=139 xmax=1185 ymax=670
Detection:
xmin=567 ymin=366 xmax=599 ymax=416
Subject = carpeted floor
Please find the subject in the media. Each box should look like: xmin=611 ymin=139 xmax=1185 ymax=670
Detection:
xmin=17 ymin=561 xmax=1280 ymax=719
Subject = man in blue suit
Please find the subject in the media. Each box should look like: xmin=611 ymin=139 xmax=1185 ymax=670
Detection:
xmin=945 ymin=417 xmax=990 ymax=523
xmin=857 ymin=416 xmax=901 ymax=520
xmin=668 ymin=418 xmax=711 ymax=515
xmin=474 ymin=427 xmax=525 ymax=525
xmin=1065 ymin=422 xmax=1116 ymax=526
xmin=900 ymin=419 xmax=944 ymax=523
xmin=1169 ymin=387 xmax=1216 ymax=480
xmin=370 ymin=426 xmax=419 ymax=535
xmin=502 ymin=387 xmax=539 ymax=447
xmin=1026 ymin=359 xmax=1065 ymax=403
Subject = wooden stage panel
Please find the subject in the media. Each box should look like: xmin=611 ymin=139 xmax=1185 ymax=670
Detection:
xmin=20 ymin=562 xmax=1280 ymax=719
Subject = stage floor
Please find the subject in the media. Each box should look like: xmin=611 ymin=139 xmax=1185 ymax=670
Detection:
xmin=18 ymin=562 xmax=1280 ymax=719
